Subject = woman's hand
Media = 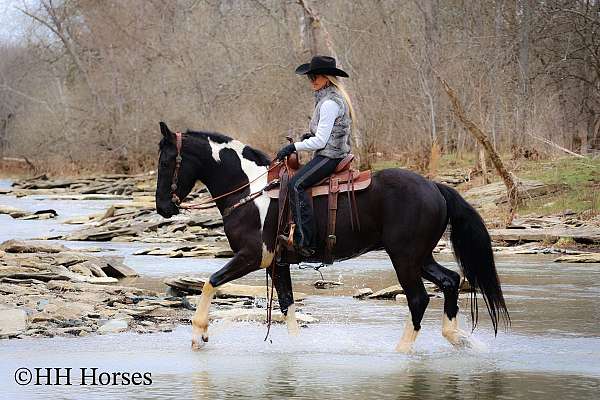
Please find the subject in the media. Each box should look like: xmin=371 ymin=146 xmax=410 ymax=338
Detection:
xmin=275 ymin=144 xmax=296 ymax=161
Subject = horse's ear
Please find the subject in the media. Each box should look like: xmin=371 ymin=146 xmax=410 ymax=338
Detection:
xmin=159 ymin=121 xmax=172 ymax=138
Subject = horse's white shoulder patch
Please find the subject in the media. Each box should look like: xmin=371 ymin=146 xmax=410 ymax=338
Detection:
xmin=207 ymin=137 xmax=270 ymax=233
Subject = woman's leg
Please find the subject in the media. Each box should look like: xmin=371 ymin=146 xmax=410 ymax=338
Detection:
xmin=288 ymin=155 xmax=341 ymax=251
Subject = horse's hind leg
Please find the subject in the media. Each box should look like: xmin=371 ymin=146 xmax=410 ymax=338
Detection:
xmin=389 ymin=255 xmax=430 ymax=353
xmin=422 ymin=254 xmax=471 ymax=347
xmin=267 ymin=262 xmax=299 ymax=336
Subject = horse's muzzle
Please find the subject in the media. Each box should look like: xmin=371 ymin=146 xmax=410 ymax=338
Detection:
xmin=156 ymin=202 xmax=180 ymax=218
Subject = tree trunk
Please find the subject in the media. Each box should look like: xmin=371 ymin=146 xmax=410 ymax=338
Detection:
xmin=478 ymin=144 xmax=490 ymax=184
xmin=517 ymin=0 xmax=533 ymax=137
xmin=439 ymin=77 xmax=519 ymax=221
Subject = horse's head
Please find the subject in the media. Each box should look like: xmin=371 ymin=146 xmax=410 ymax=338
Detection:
xmin=156 ymin=122 xmax=198 ymax=218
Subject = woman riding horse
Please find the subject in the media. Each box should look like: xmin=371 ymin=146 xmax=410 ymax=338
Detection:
xmin=275 ymin=55 xmax=354 ymax=257
xmin=155 ymin=57 xmax=509 ymax=352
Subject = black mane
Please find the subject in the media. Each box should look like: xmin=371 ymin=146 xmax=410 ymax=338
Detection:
xmin=185 ymin=129 xmax=233 ymax=144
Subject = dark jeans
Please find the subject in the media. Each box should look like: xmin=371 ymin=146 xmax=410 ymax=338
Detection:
xmin=288 ymin=155 xmax=342 ymax=248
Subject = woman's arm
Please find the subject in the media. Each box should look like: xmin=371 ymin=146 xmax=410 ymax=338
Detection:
xmin=294 ymin=100 xmax=340 ymax=152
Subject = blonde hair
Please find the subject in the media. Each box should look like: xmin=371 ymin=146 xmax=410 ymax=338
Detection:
xmin=326 ymin=75 xmax=356 ymax=127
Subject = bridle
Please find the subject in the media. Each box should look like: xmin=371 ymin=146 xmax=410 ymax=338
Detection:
xmin=170 ymin=131 xmax=184 ymax=205
xmin=168 ymin=131 xmax=281 ymax=213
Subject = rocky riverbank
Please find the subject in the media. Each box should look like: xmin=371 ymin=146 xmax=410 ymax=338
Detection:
xmin=1 ymin=174 xmax=233 ymax=257
xmin=3 ymin=172 xmax=155 ymax=198
xmin=0 ymin=240 xmax=315 ymax=339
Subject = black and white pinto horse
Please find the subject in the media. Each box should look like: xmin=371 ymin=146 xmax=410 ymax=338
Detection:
xmin=155 ymin=122 xmax=509 ymax=352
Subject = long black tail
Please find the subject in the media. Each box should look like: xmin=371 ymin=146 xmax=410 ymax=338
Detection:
xmin=435 ymin=183 xmax=510 ymax=335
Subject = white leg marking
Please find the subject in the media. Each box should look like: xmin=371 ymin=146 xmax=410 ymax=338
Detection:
xmin=260 ymin=244 xmax=275 ymax=268
xmin=191 ymin=282 xmax=217 ymax=350
xmin=442 ymin=314 xmax=474 ymax=348
xmin=285 ymin=304 xmax=300 ymax=336
xmin=396 ymin=312 xmax=419 ymax=353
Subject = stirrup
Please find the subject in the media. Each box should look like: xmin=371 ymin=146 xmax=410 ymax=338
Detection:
xmin=296 ymin=246 xmax=315 ymax=258
xmin=277 ymin=224 xmax=296 ymax=250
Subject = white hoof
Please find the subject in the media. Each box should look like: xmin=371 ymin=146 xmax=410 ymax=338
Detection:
xmin=445 ymin=329 xmax=473 ymax=348
xmin=191 ymin=332 xmax=209 ymax=350
xmin=287 ymin=322 xmax=300 ymax=337
xmin=395 ymin=342 xmax=415 ymax=354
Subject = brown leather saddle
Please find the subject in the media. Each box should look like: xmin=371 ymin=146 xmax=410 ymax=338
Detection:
xmin=267 ymin=153 xmax=372 ymax=264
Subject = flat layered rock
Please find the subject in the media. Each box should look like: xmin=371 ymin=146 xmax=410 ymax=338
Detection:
xmin=9 ymin=173 xmax=155 ymax=198
xmin=168 ymin=277 xmax=307 ymax=300
xmin=134 ymin=244 xmax=232 ymax=258
xmin=353 ymin=288 xmax=373 ymax=299
xmin=0 ymin=205 xmax=29 ymax=218
xmin=489 ymin=226 xmax=600 ymax=245
xmin=0 ymin=205 xmax=57 ymax=220
xmin=368 ymin=284 xmax=404 ymax=299
xmin=554 ymin=253 xmax=600 ymax=263
xmin=464 ymin=179 xmax=567 ymax=209
xmin=0 ymin=240 xmax=139 ymax=284
xmin=64 ymin=227 xmax=140 ymax=241
xmin=219 ymin=282 xmax=306 ymax=301
xmin=50 ymin=195 xmax=227 ymax=247
xmin=1 ymin=240 xmax=68 ymax=254
xmin=0 ymin=306 xmax=27 ymax=337
xmin=100 ymin=257 xmax=139 ymax=278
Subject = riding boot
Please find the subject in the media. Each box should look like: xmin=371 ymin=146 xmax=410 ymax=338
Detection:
xmin=294 ymin=192 xmax=316 ymax=257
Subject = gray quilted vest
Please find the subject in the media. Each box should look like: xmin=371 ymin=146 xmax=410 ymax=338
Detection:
xmin=310 ymin=85 xmax=352 ymax=159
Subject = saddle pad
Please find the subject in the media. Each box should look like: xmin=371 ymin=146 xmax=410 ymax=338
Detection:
xmin=266 ymin=170 xmax=372 ymax=199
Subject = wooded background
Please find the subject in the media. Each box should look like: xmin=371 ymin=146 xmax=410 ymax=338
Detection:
xmin=0 ymin=0 xmax=599 ymax=173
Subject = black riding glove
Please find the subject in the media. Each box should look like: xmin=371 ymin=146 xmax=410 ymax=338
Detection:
xmin=276 ymin=143 xmax=296 ymax=161
xmin=301 ymin=132 xmax=314 ymax=141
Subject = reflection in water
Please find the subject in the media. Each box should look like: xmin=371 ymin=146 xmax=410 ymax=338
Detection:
xmin=170 ymin=364 xmax=600 ymax=400
xmin=2 ymin=320 xmax=600 ymax=400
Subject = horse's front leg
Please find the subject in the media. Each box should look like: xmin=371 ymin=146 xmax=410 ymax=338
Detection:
xmin=191 ymin=250 xmax=260 ymax=349
xmin=267 ymin=262 xmax=299 ymax=336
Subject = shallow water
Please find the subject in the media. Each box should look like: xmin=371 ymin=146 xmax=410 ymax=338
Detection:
xmin=1 ymin=182 xmax=599 ymax=399
xmin=0 ymin=179 xmax=124 ymax=242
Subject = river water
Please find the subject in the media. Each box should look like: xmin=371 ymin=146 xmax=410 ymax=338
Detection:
xmin=1 ymin=180 xmax=599 ymax=399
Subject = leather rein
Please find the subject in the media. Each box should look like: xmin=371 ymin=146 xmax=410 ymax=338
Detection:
xmin=169 ymin=131 xmax=281 ymax=214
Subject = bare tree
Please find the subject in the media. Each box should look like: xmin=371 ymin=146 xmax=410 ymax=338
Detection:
xmin=0 ymin=0 xmax=596 ymax=174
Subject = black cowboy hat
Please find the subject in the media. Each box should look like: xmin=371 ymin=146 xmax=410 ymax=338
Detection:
xmin=295 ymin=55 xmax=349 ymax=78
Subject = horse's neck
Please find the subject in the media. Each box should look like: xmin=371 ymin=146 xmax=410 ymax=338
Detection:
xmin=199 ymin=141 xmax=269 ymax=213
